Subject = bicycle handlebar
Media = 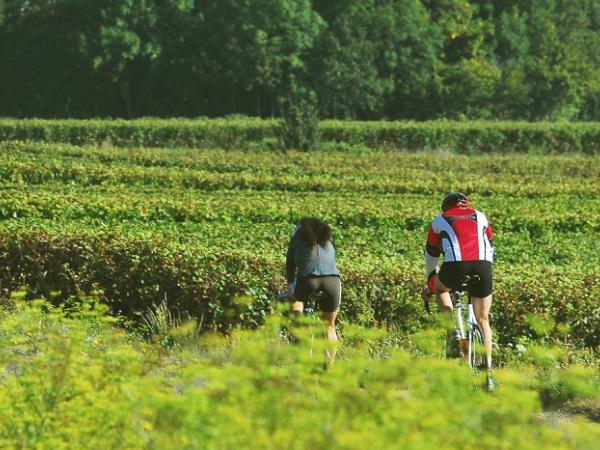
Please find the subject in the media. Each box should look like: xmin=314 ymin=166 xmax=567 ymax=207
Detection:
xmin=423 ymin=296 xmax=431 ymax=314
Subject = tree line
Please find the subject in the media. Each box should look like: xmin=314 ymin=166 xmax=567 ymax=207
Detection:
xmin=1 ymin=0 xmax=600 ymax=120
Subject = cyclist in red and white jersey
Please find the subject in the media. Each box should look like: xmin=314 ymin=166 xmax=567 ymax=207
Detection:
xmin=422 ymin=192 xmax=495 ymax=388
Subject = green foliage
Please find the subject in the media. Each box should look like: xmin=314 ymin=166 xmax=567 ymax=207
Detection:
xmin=2 ymin=119 xmax=600 ymax=154
xmin=279 ymin=90 xmax=320 ymax=151
xmin=308 ymin=0 xmax=397 ymax=118
xmin=0 ymin=135 xmax=598 ymax=446
xmin=0 ymin=298 xmax=598 ymax=448
xmin=189 ymin=0 xmax=324 ymax=115
xmin=0 ymin=117 xmax=280 ymax=149
xmin=0 ymin=295 xmax=155 ymax=448
xmin=2 ymin=1 xmax=600 ymax=119
xmin=440 ymin=58 xmax=502 ymax=118
xmin=525 ymin=313 xmax=556 ymax=339
xmin=0 ymin=140 xmax=597 ymax=351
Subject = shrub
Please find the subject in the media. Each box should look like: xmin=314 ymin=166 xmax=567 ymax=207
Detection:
xmin=279 ymin=91 xmax=320 ymax=151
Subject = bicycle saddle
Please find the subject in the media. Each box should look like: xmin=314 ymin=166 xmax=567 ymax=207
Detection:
xmin=456 ymin=274 xmax=481 ymax=291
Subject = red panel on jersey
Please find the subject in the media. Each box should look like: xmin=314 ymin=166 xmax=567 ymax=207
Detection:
xmin=445 ymin=206 xmax=475 ymax=216
xmin=453 ymin=219 xmax=479 ymax=260
xmin=426 ymin=226 xmax=439 ymax=247
xmin=427 ymin=273 xmax=437 ymax=293
xmin=444 ymin=207 xmax=479 ymax=261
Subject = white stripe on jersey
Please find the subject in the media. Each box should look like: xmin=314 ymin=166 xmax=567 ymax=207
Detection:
xmin=431 ymin=214 xmax=462 ymax=262
xmin=476 ymin=211 xmax=494 ymax=262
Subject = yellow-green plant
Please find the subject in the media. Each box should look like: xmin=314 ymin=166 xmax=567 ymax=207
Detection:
xmin=1 ymin=297 xmax=599 ymax=449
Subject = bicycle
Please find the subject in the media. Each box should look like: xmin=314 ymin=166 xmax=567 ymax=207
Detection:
xmin=423 ymin=275 xmax=486 ymax=372
xmin=276 ymin=289 xmax=333 ymax=365
xmin=449 ymin=277 xmax=486 ymax=372
xmin=276 ymin=289 xmax=323 ymax=316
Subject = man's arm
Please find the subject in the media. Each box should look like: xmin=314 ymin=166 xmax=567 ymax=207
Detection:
xmin=424 ymin=225 xmax=441 ymax=294
xmin=425 ymin=252 xmax=439 ymax=293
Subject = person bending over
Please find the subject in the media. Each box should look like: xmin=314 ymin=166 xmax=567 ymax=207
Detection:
xmin=286 ymin=217 xmax=341 ymax=357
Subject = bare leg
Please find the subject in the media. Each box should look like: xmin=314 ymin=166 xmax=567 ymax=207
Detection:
xmin=290 ymin=300 xmax=304 ymax=315
xmin=435 ymin=277 xmax=461 ymax=357
xmin=434 ymin=277 xmax=453 ymax=314
xmin=471 ymin=295 xmax=493 ymax=370
xmin=321 ymin=310 xmax=338 ymax=363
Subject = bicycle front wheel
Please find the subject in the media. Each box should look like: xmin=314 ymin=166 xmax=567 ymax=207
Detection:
xmin=469 ymin=324 xmax=486 ymax=371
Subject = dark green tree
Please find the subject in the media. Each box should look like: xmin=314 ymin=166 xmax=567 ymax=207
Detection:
xmin=1 ymin=0 xmax=600 ymax=120
xmin=0 ymin=0 xmax=97 ymax=117
xmin=493 ymin=0 xmax=600 ymax=119
xmin=77 ymin=0 xmax=168 ymax=118
xmin=176 ymin=0 xmax=323 ymax=117
xmin=423 ymin=0 xmax=500 ymax=118
xmin=309 ymin=0 xmax=399 ymax=118
xmin=385 ymin=0 xmax=443 ymax=119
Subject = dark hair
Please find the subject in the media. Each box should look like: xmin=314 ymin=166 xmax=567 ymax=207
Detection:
xmin=441 ymin=192 xmax=469 ymax=211
xmin=298 ymin=217 xmax=332 ymax=247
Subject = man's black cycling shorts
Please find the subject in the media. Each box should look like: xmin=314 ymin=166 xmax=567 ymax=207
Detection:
xmin=438 ymin=260 xmax=493 ymax=298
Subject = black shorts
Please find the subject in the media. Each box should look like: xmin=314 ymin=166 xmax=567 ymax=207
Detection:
xmin=292 ymin=276 xmax=341 ymax=313
xmin=438 ymin=261 xmax=493 ymax=298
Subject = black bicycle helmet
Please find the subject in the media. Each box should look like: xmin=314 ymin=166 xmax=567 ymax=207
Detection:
xmin=441 ymin=192 xmax=469 ymax=211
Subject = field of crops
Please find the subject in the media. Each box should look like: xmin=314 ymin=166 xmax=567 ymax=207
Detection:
xmin=0 ymin=136 xmax=599 ymax=447
xmin=0 ymin=140 xmax=598 ymax=346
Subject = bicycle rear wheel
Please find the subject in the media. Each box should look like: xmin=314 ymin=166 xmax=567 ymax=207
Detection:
xmin=469 ymin=324 xmax=486 ymax=371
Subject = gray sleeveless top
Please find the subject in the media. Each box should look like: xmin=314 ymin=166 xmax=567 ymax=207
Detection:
xmin=286 ymin=225 xmax=340 ymax=282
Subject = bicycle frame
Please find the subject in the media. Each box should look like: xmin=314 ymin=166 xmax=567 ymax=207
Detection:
xmin=451 ymin=289 xmax=483 ymax=369
xmin=277 ymin=289 xmax=331 ymax=363
xmin=277 ymin=289 xmax=323 ymax=316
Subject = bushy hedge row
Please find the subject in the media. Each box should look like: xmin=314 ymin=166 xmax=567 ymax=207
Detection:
xmin=320 ymin=120 xmax=600 ymax=154
xmin=1 ymin=119 xmax=600 ymax=153
xmin=1 ymin=230 xmax=598 ymax=349
xmin=0 ymin=118 xmax=279 ymax=149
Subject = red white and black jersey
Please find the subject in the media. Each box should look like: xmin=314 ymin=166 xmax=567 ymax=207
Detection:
xmin=426 ymin=206 xmax=494 ymax=263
